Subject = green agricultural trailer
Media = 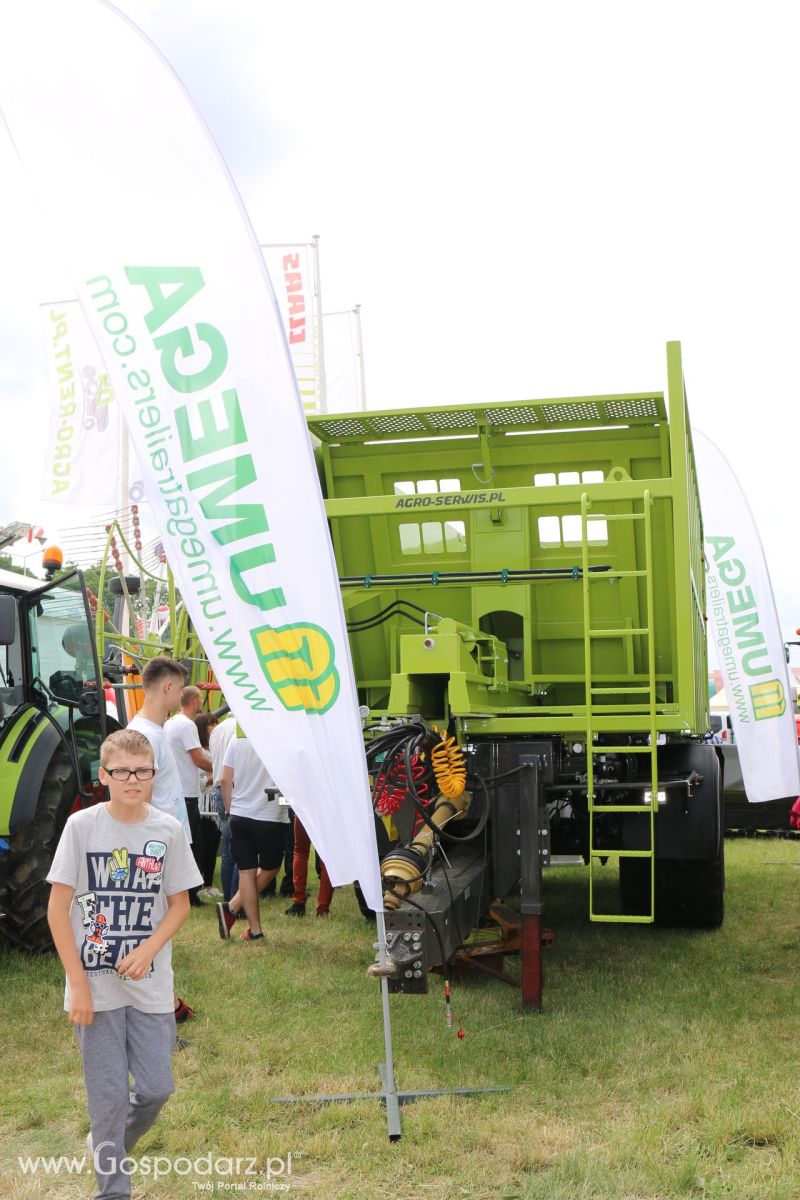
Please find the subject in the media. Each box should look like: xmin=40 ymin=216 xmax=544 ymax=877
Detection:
xmin=0 ymin=568 xmax=110 ymax=951
xmin=311 ymin=341 xmax=723 ymax=1007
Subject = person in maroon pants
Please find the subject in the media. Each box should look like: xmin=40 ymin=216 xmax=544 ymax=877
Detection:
xmin=285 ymin=815 xmax=334 ymax=917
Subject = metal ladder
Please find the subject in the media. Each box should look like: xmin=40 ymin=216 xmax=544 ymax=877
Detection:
xmin=580 ymin=490 xmax=658 ymax=923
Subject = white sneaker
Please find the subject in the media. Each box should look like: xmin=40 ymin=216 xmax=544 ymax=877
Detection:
xmin=198 ymin=886 xmax=223 ymax=899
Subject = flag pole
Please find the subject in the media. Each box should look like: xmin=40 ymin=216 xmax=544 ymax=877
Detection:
xmin=312 ymin=234 xmax=328 ymax=414
xmin=375 ymin=910 xmax=401 ymax=1139
xmin=118 ymin=420 xmax=129 ymax=570
xmin=117 ymin=418 xmax=131 ymax=643
xmin=354 ymin=303 xmax=367 ymax=411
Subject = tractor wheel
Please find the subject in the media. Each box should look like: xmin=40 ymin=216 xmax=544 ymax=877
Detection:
xmin=1 ymin=747 xmax=77 ymax=953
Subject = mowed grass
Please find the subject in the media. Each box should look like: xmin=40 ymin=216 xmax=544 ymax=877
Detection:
xmin=2 ymin=838 xmax=800 ymax=1199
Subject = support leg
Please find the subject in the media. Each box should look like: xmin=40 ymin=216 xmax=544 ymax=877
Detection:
xmin=521 ymin=914 xmax=542 ymax=1011
xmin=519 ymin=758 xmax=546 ymax=1012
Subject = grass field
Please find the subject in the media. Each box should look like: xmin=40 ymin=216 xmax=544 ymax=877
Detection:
xmin=2 ymin=838 xmax=800 ymax=1199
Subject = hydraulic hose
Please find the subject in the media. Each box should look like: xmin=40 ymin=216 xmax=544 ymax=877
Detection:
xmin=431 ymin=734 xmax=466 ymax=799
xmin=380 ymin=789 xmax=470 ymax=908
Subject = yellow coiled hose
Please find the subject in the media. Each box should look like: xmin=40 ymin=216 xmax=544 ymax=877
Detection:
xmin=431 ymin=734 xmax=467 ymax=799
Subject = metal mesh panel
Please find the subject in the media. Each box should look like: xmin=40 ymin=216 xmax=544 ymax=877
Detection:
xmin=369 ymin=413 xmax=427 ymax=434
xmin=602 ymin=397 xmax=661 ymax=420
xmin=486 ymin=405 xmax=540 ymax=427
xmin=540 ymin=401 xmax=601 ymax=424
xmin=309 ymin=392 xmax=665 ymax=441
xmin=316 ymin=418 xmax=369 ymax=438
xmin=423 ymin=410 xmax=479 ymax=430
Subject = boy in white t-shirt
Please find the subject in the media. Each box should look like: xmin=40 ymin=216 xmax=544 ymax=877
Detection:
xmin=215 ymin=734 xmax=289 ymax=941
xmin=127 ymin=658 xmax=190 ymax=837
xmin=165 ymin=685 xmax=213 ymax=906
xmin=127 ymin=656 xmax=195 ymax=1021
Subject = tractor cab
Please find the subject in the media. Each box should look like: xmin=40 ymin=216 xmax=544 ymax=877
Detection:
xmin=0 ymin=567 xmax=110 ymax=950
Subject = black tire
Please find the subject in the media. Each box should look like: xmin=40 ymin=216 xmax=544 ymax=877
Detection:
xmin=619 ymin=857 xmax=650 ymax=917
xmin=1 ymin=747 xmax=77 ymax=953
xmin=619 ymin=850 xmax=725 ymax=929
xmin=619 ymin=743 xmax=724 ymax=929
xmin=655 ymin=853 xmax=724 ymax=929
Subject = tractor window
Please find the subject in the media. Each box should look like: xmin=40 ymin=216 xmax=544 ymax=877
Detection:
xmin=27 ymin=584 xmax=97 ymax=706
xmin=0 ymin=594 xmax=24 ymax=712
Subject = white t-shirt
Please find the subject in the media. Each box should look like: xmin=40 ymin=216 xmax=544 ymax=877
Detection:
xmin=128 ymin=714 xmax=191 ymax=841
xmin=47 ymin=803 xmax=202 ymax=1014
xmin=165 ymin=712 xmax=203 ymax=798
xmin=223 ymin=737 xmax=289 ymax=824
xmin=210 ymin=716 xmax=237 ymax=785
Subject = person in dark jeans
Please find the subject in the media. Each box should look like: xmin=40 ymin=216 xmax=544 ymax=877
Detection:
xmin=165 ymin=686 xmax=212 ymax=906
xmin=209 ymin=714 xmax=237 ymax=901
xmin=195 ymin=712 xmax=222 ymax=893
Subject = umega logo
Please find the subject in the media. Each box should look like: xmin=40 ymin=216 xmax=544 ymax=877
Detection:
xmin=251 ymin=622 xmax=340 ymax=714
xmin=707 ymin=534 xmax=791 ymax=729
xmin=706 ymin=535 xmax=774 ymax=681
xmin=749 ymin=678 xmax=786 ymax=721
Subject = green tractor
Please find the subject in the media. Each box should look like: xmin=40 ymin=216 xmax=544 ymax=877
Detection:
xmin=0 ymin=566 xmax=112 ymax=952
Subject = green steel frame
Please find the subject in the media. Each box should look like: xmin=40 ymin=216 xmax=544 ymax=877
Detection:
xmin=311 ymin=342 xmax=708 ymax=926
xmin=311 ymin=341 xmax=708 ymax=745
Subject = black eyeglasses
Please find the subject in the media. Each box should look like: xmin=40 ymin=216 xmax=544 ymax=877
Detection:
xmin=105 ymin=768 xmax=156 ymax=781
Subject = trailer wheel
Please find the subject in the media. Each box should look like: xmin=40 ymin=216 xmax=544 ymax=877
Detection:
xmin=619 ymin=744 xmax=724 ymax=929
xmin=1 ymin=747 xmax=77 ymax=953
xmin=656 ymin=850 xmax=725 ymax=929
xmin=618 ymin=858 xmax=650 ymax=916
xmin=619 ymin=847 xmax=724 ymax=928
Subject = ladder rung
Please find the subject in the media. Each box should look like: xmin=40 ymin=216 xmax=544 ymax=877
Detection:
xmin=590 ymin=849 xmax=653 ymax=859
xmin=600 ymin=512 xmax=645 ymax=523
xmin=592 ymin=700 xmax=662 ymax=710
xmin=589 ymin=627 xmax=649 ymax=638
xmin=588 ymin=707 xmax=659 ymax=715
xmin=591 ymin=804 xmax=654 ymax=813
xmin=591 ymin=913 xmax=654 ymax=924
xmin=591 ymin=745 xmax=653 ymax=754
xmin=590 ymin=686 xmax=652 ymax=695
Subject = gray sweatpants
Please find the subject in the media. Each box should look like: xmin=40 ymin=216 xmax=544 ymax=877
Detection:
xmin=76 ymin=1007 xmax=175 ymax=1200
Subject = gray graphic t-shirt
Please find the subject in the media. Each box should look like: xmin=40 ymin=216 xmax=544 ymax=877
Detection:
xmin=47 ymin=804 xmax=202 ymax=1014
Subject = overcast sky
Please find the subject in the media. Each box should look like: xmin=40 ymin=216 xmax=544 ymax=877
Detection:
xmin=1 ymin=0 xmax=798 ymax=643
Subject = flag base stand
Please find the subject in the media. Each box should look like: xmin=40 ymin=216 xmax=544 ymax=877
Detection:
xmin=273 ymin=1062 xmax=510 ymax=1142
xmin=271 ymin=919 xmax=509 ymax=1139
xmin=274 ymin=938 xmax=508 ymax=1141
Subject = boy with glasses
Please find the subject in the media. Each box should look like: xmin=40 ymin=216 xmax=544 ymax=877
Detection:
xmin=47 ymin=729 xmax=202 ymax=1199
